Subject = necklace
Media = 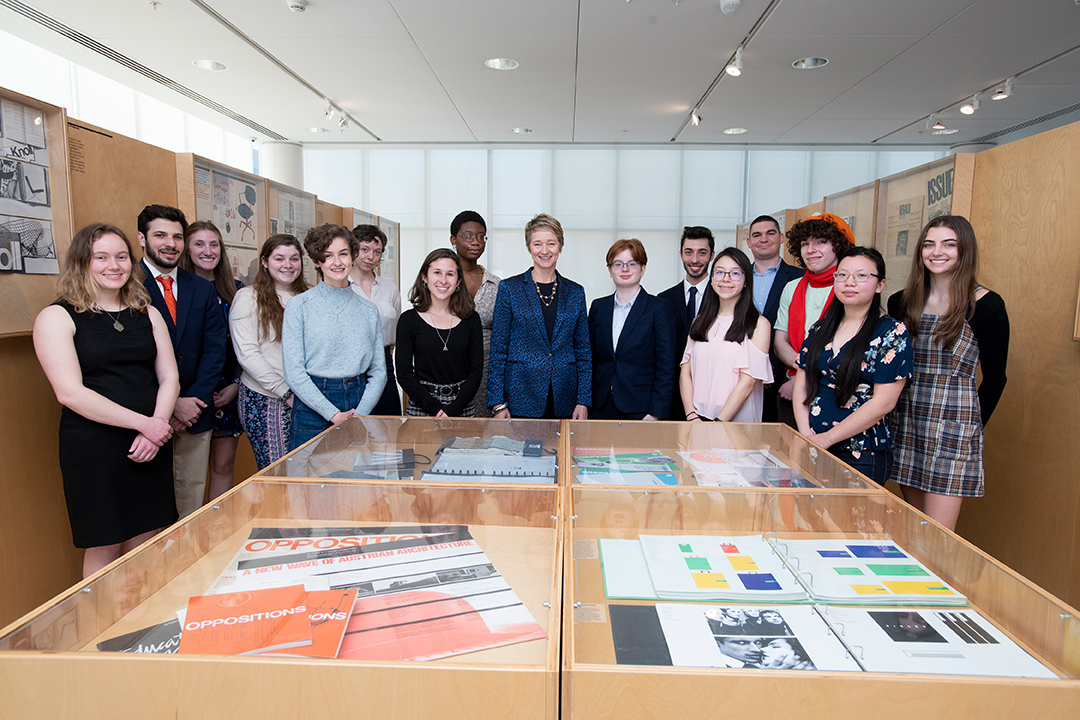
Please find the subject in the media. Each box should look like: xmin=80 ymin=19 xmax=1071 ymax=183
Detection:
xmin=101 ymin=306 xmax=125 ymax=332
xmin=425 ymin=312 xmax=453 ymax=351
xmin=534 ymin=276 xmax=558 ymax=307
xmin=329 ymin=290 xmax=352 ymax=320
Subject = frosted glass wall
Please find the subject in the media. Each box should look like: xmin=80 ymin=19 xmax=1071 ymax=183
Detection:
xmin=305 ymin=145 xmax=943 ymax=306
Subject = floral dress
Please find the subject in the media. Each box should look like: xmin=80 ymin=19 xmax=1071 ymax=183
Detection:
xmin=798 ymin=315 xmax=912 ymax=457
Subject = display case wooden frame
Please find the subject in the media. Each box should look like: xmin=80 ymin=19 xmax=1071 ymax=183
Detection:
xmin=824 ymin=180 xmax=879 ymax=247
xmin=562 ymin=486 xmax=1080 ymax=720
xmin=0 ymin=417 xmax=565 ymax=720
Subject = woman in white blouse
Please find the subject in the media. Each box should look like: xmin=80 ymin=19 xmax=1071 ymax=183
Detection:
xmin=349 ymin=224 xmax=402 ymax=415
xmin=230 ymin=234 xmax=309 ymax=468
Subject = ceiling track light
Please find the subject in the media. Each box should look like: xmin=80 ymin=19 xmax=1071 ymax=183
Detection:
xmin=325 ymin=104 xmax=335 ymax=121
xmin=932 ymin=116 xmax=945 ymax=130
xmin=925 ymin=114 xmax=935 ymax=130
xmin=960 ymin=93 xmax=980 ymax=115
xmin=338 ymin=116 xmax=348 ymax=130
xmin=726 ymin=46 xmax=743 ymax=77
xmin=992 ymin=77 xmax=1014 ymax=101
xmin=691 ymin=108 xmax=702 ymax=126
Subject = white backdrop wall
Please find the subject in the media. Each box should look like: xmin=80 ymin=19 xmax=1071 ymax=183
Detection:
xmin=305 ymin=146 xmax=944 ymax=306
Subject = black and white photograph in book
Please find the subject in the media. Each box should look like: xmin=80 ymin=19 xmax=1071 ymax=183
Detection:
xmin=706 ymin=607 xmax=816 ymax=670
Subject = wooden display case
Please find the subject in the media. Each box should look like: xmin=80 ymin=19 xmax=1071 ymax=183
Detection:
xmin=568 ymin=421 xmax=878 ymax=491
xmin=563 ymin=486 xmax=1080 ymax=720
xmin=0 ymin=417 xmax=563 ymax=720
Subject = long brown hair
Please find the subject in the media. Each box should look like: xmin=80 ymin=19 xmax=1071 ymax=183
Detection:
xmin=896 ymin=215 xmax=979 ymax=349
xmin=57 ymin=222 xmax=151 ymax=313
xmin=180 ymin=220 xmax=238 ymax=304
xmin=253 ymin=234 xmax=309 ymax=340
xmin=408 ymin=248 xmax=475 ymax=318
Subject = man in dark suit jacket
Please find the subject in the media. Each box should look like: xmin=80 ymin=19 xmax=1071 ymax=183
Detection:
xmin=658 ymin=226 xmax=715 ymax=421
xmin=138 ymin=204 xmax=227 ymax=518
xmin=747 ymin=215 xmax=804 ymax=423
xmin=589 ymin=239 xmax=677 ymax=420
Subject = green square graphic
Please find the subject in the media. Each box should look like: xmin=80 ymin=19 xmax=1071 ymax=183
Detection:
xmin=679 ymin=543 xmax=693 ymax=553
xmin=867 ymin=564 xmax=930 ymax=577
xmin=834 ymin=567 xmax=864 ymax=576
xmin=684 ymin=557 xmax=711 ymax=571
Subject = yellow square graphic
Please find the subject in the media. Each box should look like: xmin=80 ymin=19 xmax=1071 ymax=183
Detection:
xmin=850 ymin=584 xmax=889 ymax=595
xmin=727 ymin=556 xmax=759 ymax=572
xmin=691 ymin=572 xmax=730 ymax=589
xmin=883 ymin=580 xmax=956 ymax=596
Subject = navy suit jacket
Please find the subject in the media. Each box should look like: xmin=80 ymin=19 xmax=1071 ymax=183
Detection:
xmin=760 ymin=259 xmax=804 ymax=381
xmin=588 ymin=289 xmax=676 ymax=418
xmin=658 ymin=280 xmax=697 ymax=420
xmin=486 ymin=269 xmax=592 ymax=418
xmin=141 ymin=261 xmax=227 ymax=434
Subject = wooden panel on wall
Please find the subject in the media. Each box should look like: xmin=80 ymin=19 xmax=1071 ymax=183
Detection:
xmin=0 ymin=336 xmax=81 ymax=627
xmin=824 ymin=180 xmax=878 ymax=247
xmin=0 ymin=88 xmax=74 ymax=337
xmin=964 ymin=121 xmax=1080 ymax=608
xmin=67 ymin=120 xmax=177 ymax=246
xmin=316 ymin=199 xmax=342 ymax=226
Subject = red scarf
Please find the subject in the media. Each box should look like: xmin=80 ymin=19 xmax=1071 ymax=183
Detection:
xmin=786 ymin=266 xmax=836 ymax=373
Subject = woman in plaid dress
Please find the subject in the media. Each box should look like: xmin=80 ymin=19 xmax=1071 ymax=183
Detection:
xmin=888 ymin=216 xmax=1010 ymax=531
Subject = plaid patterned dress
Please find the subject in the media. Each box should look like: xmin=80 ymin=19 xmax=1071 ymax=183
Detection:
xmin=890 ymin=314 xmax=984 ymax=496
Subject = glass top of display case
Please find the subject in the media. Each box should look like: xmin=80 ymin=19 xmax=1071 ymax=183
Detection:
xmin=567 ymin=421 xmax=878 ymax=490
xmin=567 ymin=486 xmax=1079 ymax=680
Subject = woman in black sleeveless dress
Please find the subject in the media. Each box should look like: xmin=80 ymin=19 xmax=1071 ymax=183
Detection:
xmin=34 ymin=223 xmax=180 ymax=577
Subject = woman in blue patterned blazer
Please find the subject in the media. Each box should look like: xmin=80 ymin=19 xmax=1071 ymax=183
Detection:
xmin=487 ymin=214 xmax=591 ymax=419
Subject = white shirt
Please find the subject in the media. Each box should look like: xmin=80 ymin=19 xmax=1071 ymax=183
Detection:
xmin=683 ymin=277 xmax=709 ymax=316
xmin=350 ymin=274 xmax=401 ymax=347
xmin=142 ymin=258 xmax=179 ymax=302
xmin=611 ymin=287 xmax=641 ymax=352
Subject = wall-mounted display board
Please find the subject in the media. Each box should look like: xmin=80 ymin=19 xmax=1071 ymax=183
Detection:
xmin=66 ymin=119 xmax=178 ymax=252
xmin=874 ymin=154 xmax=975 ymax=298
xmin=315 ymin=199 xmax=343 ymax=227
xmin=344 ymin=208 xmax=399 ymax=288
xmin=267 ymin=181 xmax=317 ymax=287
xmin=0 ymin=87 xmax=73 ymax=336
xmin=824 ymin=180 xmax=878 ymax=248
xmin=176 ymin=154 xmax=268 ymax=287
xmin=0 ymin=416 xmax=563 ymax=720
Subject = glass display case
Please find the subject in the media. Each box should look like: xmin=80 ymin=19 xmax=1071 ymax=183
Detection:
xmin=563 ymin=486 xmax=1080 ymax=720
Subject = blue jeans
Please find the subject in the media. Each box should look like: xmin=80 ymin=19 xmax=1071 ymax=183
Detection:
xmin=830 ymin=447 xmax=892 ymax=486
xmin=288 ymin=375 xmax=366 ymax=451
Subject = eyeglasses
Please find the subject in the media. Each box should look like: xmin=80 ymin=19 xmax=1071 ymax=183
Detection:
xmin=833 ymin=271 xmax=879 ymax=283
xmin=456 ymin=232 xmax=486 ymax=243
xmin=713 ymin=269 xmax=744 ymax=280
xmin=609 ymin=261 xmax=641 ymax=271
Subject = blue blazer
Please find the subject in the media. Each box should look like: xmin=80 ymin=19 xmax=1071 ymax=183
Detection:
xmin=486 ymin=269 xmax=592 ymax=418
xmin=589 ymin=289 xmax=676 ymax=418
xmin=141 ymin=261 xmax=227 ymax=434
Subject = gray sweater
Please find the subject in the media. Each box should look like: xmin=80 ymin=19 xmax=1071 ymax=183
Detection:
xmin=282 ymin=282 xmax=386 ymax=420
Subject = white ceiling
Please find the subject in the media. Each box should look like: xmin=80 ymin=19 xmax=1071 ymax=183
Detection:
xmin=3 ymin=0 xmax=1080 ymax=147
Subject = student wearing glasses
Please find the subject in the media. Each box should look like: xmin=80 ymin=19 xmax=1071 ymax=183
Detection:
xmin=680 ymin=248 xmax=773 ymax=423
xmin=588 ymin=239 xmax=677 ymax=420
xmin=792 ymin=246 xmax=912 ymax=485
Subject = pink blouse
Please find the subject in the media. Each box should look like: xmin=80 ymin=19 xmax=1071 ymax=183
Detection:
xmin=681 ymin=314 xmax=773 ymax=422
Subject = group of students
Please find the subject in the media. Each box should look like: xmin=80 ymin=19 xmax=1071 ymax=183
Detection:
xmin=34 ymin=205 xmax=1006 ymax=578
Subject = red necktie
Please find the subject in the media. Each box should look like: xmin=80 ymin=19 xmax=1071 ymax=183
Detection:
xmin=157 ymin=275 xmax=177 ymax=324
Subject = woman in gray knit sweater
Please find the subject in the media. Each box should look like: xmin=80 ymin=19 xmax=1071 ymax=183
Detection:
xmin=283 ymin=224 xmax=386 ymax=450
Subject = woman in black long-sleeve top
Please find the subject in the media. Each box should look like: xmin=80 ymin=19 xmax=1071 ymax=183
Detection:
xmin=396 ymin=249 xmax=483 ymax=417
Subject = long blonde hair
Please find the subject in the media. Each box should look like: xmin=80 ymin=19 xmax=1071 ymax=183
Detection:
xmin=56 ymin=223 xmax=151 ymax=313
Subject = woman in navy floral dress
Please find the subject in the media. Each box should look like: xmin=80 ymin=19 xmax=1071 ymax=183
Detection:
xmin=793 ymin=246 xmax=912 ymax=485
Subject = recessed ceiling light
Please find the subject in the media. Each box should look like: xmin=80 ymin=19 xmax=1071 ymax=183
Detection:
xmin=192 ymin=59 xmax=228 ymax=72
xmin=510 ymin=127 xmax=533 ymax=134
xmin=932 ymin=128 xmax=959 ymax=135
xmin=723 ymin=127 xmax=747 ymax=135
xmin=308 ymin=127 xmax=329 ymax=133
xmin=485 ymin=58 xmax=519 ymax=71
xmin=792 ymin=57 xmax=828 ymax=70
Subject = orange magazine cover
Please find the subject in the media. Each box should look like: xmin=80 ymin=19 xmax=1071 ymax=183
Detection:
xmin=264 ymin=589 xmax=358 ymax=658
xmin=178 ymin=585 xmax=312 ymax=656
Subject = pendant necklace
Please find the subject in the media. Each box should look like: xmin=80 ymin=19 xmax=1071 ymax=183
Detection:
xmin=330 ymin=292 xmax=351 ymax=321
xmin=426 ymin=312 xmax=453 ymax=351
xmin=102 ymin=306 xmax=125 ymax=332
xmin=534 ymin=275 xmax=558 ymax=307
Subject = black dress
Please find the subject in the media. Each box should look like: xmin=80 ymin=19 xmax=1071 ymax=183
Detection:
xmin=56 ymin=301 xmax=178 ymax=548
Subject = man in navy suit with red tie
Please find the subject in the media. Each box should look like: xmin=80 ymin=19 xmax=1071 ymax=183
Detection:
xmin=137 ymin=204 xmax=226 ymax=518
xmin=658 ymin=226 xmax=714 ymax=421
xmin=589 ymin=239 xmax=676 ymax=420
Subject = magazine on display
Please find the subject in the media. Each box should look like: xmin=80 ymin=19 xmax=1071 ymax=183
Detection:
xmin=263 ymin=589 xmax=358 ymax=658
xmin=572 ymin=448 xmax=681 ymax=475
xmin=96 ymin=619 xmax=182 ymax=654
xmin=768 ymin=538 xmax=968 ymax=606
xmin=818 ymin=606 xmax=1058 ymax=678
xmin=679 ymin=448 xmax=817 ymax=488
xmin=177 ymin=585 xmax=312 ymax=656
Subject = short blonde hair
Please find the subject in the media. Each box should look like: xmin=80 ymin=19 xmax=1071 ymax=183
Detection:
xmin=524 ymin=213 xmax=564 ymax=248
